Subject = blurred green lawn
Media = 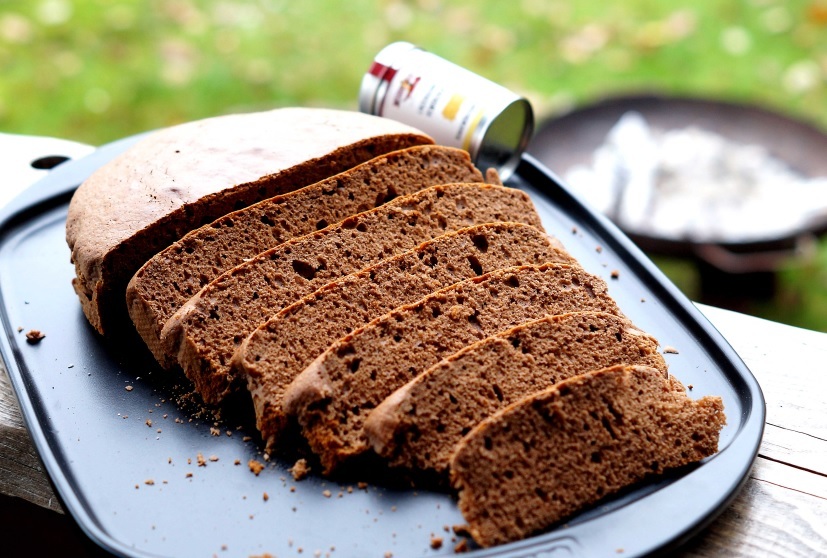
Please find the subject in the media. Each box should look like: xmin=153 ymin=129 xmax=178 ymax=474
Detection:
xmin=1 ymin=0 xmax=826 ymax=330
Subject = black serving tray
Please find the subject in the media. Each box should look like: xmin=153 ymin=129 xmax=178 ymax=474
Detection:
xmin=0 ymin=136 xmax=764 ymax=558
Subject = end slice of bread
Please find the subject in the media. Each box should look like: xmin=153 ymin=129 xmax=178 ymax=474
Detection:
xmin=67 ymin=108 xmax=432 ymax=337
xmin=450 ymin=364 xmax=725 ymax=547
xmin=365 ymin=311 xmax=667 ymax=475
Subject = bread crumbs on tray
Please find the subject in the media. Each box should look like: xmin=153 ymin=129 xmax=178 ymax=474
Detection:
xmin=664 ymin=346 xmax=680 ymax=354
xmin=289 ymin=458 xmax=310 ymax=481
xmin=454 ymin=539 xmax=469 ymax=553
xmin=322 ymin=489 xmax=332 ymax=498
xmin=197 ymin=453 xmax=207 ymax=467
xmin=209 ymin=455 xmax=219 ymax=462
xmin=125 ymin=385 xmax=133 ymax=392
xmin=262 ymin=492 xmax=269 ymax=502
xmin=248 ymin=459 xmax=265 ymax=476
xmin=430 ymin=536 xmax=443 ymax=549
xmin=610 ymin=269 xmax=620 ymax=279
xmin=25 ymin=329 xmax=45 ymax=344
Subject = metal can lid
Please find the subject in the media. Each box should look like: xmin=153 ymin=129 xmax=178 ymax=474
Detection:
xmin=475 ymin=98 xmax=534 ymax=180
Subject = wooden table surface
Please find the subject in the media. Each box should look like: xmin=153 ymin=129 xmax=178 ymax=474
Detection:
xmin=2 ymin=304 xmax=825 ymax=556
xmin=0 ymin=135 xmax=825 ymax=556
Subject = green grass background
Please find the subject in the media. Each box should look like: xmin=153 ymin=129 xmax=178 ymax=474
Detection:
xmin=1 ymin=0 xmax=826 ymax=330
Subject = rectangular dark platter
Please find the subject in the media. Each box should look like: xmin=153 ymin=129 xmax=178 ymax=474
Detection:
xmin=0 ymin=138 xmax=764 ymax=558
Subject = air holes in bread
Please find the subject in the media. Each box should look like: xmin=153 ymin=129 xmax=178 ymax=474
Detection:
xmin=292 ymin=260 xmax=316 ymax=280
xmin=472 ymin=234 xmax=489 ymax=253
xmin=467 ymin=255 xmax=483 ymax=276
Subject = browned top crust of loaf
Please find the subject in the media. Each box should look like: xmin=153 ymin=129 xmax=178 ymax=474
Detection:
xmin=450 ymin=364 xmax=726 ymax=547
xmin=283 ymin=263 xmax=625 ymax=474
xmin=235 ymin=222 xmax=575 ymax=449
xmin=126 ymin=145 xmax=483 ymax=366
xmin=365 ymin=311 xmax=667 ymax=475
xmin=160 ymin=184 xmax=544 ymax=405
xmin=66 ymin=108 xmax=433 ymax=336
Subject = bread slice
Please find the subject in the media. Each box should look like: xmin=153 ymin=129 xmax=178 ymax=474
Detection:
xmin=450 ymin=364 xmax=726 ymax=547
xmin=283 ymin=263 xmax=625 ymax=474
xmin=235 ymin=222 xmax=575 ymax=448
xmin=126 ymin=145 xmax=483 ymax=366
xmin=365 ymin=312 xmax=667 ymax=475
xmin=161 ymin=184 xmax=544 ymax=405
xmin=66 ymin=108 xmax=432 ymax=337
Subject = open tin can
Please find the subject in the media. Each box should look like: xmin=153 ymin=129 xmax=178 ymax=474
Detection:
xmin=359 ymin=41 xmax=534 ymax=179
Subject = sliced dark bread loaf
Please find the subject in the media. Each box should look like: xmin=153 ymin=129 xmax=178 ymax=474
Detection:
xmin=450 ymin=364 xmax=726 ymax=547
xmin=160 ymin=184 xmax=544 ymax=405
xmin=283 ymin=263 xmax=626 ymax=474
xmin=235 ymin=222 xmax=575 ymax=448
xmin=126 ymin=145 xmax=483 ymax=366
xmin=66 ymin=108 xmax=432 ymax=337
xmin=365 ymin=312 xmax=667 ymax=475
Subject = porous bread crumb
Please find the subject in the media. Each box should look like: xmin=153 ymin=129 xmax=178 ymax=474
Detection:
xmin=289 ymin=458 xmax=310 ymax=481
xmin=210 ymin=427 xmax=221 ymax=436
xmin=145 ymin=419 xmax=152 ymax=427
xmin=454 ymin=539 xmax=469 ymax=553
xmin=25 ymin=329 xmax=45 ymax=344
xmin=248 ymin=459 xmax=265 ymax=476
xmin=197 ymin=453 xmax=207 ymax=467
xmin=145 ymin=479 xmax=154 ymax=485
